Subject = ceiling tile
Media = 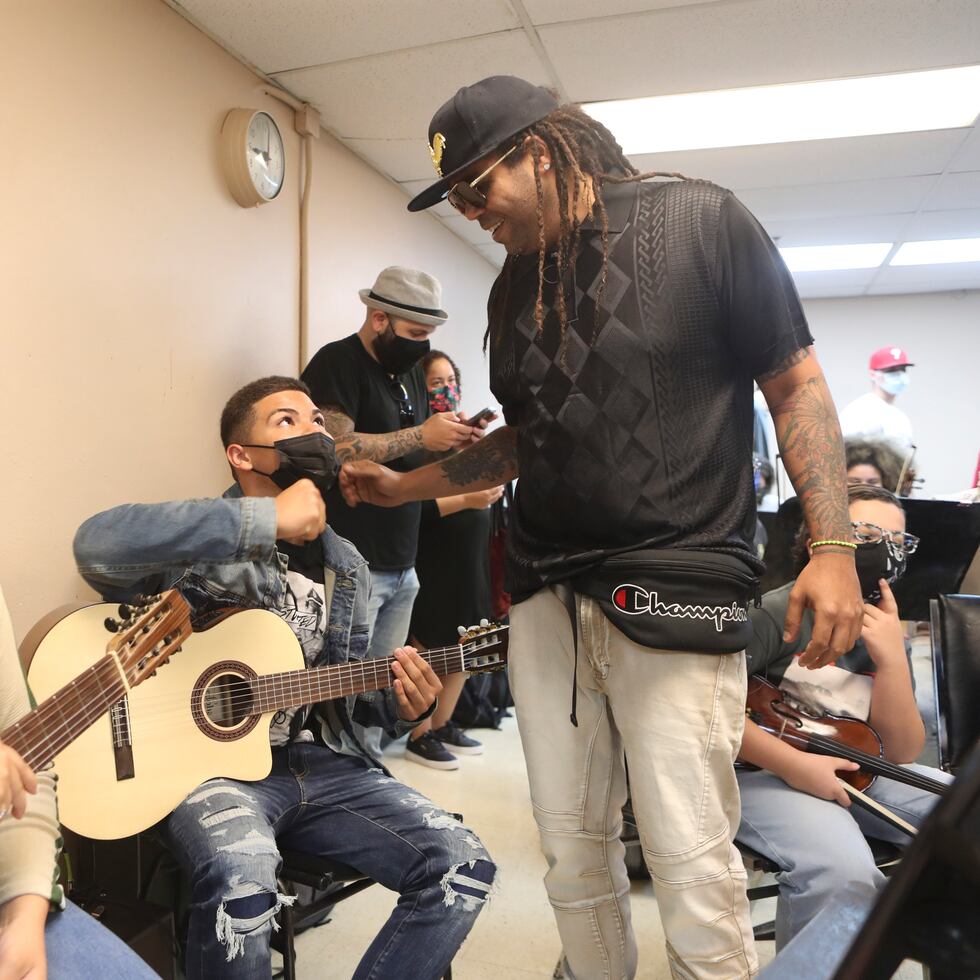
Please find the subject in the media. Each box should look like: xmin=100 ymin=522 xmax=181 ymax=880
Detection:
xmin=870 ymin=264 xmax=980 ymax=289
xmin=950 ymin=125 xmax=980 ymax=172
xmin=866 ymin=279 xmax=980 ymax=295
xmin=737 ymin=175 xmax=934 ymax=222
xmin=796 ymin=285 xmax=870 ymax=299
xmin=627 ymin=130 xmax=965 ymax=192
xmin=344 ymin=138 xmax=436 ymax=181
xmin=903 ymin=208 xmax=980 ymax=239
xmin=274 ymin=31 xmax=549 ymax=140
xmin=176 ymin=0 xmax=519 ymax=73
xmin=525 ymin=0 xmax=706 ymax=23
xmin=760 ymin=214 xmax=909 ymax=247
xmin=540 ymin=0 xmax=980 ymax=101
xmin=926 ymin=172 xmax=980 ymax=212
xmin=790 ymin=269 xmax=877 ymax=292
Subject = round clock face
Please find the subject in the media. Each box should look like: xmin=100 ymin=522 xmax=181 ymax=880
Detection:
xmin=246 ymin=112 xmax=285 ymax=201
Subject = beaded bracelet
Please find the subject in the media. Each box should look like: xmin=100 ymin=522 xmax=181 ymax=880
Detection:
xmin=810 ymin=539 xmax=857 ymax=550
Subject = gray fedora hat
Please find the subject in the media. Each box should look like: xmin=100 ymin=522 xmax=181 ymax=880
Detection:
xmin=359 ymin=266 xmax=448 ymax=327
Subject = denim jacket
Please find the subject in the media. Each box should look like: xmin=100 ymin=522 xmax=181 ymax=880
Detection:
xmin=73 ymin=485 xmax=421 ymax=761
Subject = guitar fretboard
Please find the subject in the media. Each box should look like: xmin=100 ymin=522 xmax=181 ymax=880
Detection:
xmin=250 ymin=644 xmax=472 ymax=713
xmin=3 ymin=656 xmax=126 ymax=772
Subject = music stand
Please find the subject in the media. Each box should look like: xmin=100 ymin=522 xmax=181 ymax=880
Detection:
xmin=832 ymin=736 xmax=980 ymax=980
xmin=892 ymin=499 xmax=980 ymax=620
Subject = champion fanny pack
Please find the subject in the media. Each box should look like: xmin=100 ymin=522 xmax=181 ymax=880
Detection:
xmin=570 ymin=548 xmax=761 ymax=654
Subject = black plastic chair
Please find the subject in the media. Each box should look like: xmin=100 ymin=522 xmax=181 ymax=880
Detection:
xmin=930 ymin=594 xmax=980 ymax=773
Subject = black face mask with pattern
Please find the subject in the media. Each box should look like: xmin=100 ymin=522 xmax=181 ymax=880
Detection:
xmin=245 ymin=432 xmax=339 ymax=500
xmin=854 ymin=539 xmax=907 ymax=603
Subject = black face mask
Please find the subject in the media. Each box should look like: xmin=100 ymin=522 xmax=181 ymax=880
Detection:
xmin=373 ymin=322 xmax=430 ymax=376
xmin=245 ymin=432 xmax=339 ymax=499
xmin=854 ymin=539 xmax=907 ymax=603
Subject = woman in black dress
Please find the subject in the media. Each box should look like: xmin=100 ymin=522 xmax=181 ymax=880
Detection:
xmin=406 ymin=351 xmax=505 ymax=769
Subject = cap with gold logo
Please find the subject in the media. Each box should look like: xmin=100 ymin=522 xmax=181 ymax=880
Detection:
xmin=408 ymin=75 xmax=559 ymax=212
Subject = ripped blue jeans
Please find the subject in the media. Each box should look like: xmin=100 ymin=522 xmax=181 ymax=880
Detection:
xmin=166 ymin=742 xmax=495 ymax=979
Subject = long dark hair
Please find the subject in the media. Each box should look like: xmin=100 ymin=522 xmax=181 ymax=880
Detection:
xmin=421 ymin=350 xmax=461 ymax=390
xmin=485 ymin=100 xmax=690 ymax=354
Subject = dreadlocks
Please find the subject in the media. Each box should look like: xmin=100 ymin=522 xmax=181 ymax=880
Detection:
xmin=485 ymin=101 xmax=690 ymax=353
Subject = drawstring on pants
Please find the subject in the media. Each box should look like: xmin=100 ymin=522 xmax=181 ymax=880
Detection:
xmin=552 ymin=581 xmax=580 ymax=727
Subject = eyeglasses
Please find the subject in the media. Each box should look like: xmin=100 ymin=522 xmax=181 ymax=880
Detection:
xmin=446 ymin=144 xmax=519 ymax=213
xmin=851 ymin=520 xmax=920 ymax=555
xmin=387 ymin=379 xmax=416 ymax=429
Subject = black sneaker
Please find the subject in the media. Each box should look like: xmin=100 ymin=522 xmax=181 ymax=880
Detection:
xmin=432 ymin=721 xmax=484 ymax=756
xmin=406 ymin=733 xmax=459 ymax=770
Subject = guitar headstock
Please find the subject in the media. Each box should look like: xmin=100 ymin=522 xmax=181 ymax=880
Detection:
xmin=104 ymin=590 xmax=192 ymax=688
xmin=458 ymin=621 xmax=509 ymax=674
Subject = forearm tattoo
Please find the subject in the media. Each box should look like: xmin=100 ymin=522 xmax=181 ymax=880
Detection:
xmin=439 ymin=426 xmax=519 ymax=488
xmin=334 ymin=426 xmax=424 ymax=465
xmin=773 ymin=375 xmax=851 ymax=540
xmin=319 ymin=407 xmax=355 ymax=438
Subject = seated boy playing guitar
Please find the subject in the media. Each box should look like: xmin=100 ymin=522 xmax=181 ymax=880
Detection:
xmin=736 ymin=482 xmax=951 ymax=950
xmin=73 ymin=376 xmax=496 ymax=980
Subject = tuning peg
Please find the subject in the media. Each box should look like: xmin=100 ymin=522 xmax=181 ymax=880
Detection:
xmin=457 ymin=626 xmax=467 ymax=637
xmin=118 ymin=603 xmax=134 ymax=619
xmin=104 ymin=617 xmax=121 ymax=633
xmin=480 ymin=619 xmax=489 ymax=627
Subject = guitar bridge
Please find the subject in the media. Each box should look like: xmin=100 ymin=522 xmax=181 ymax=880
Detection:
xmin=109 ymin=697 xmax=135 ymax=781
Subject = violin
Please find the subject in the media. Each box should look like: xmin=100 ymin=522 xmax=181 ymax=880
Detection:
xmin=744 ymin=675 xmax=948 ymax=796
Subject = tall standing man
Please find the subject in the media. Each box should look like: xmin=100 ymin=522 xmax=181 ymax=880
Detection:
xmin=301 ymin=268 xmax=476 ymax=755
xmin=341 ymin=77 xmax=863 ymax=979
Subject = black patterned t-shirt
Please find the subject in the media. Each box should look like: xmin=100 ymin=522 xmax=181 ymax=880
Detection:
xmin=488 ymin=179 xmax=813 ymax=601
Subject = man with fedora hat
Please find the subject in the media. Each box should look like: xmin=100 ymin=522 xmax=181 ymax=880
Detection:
xmin=302 ymin=267 xmax=479 ymax=759
xmin=341 ymin=77 xmax=865 ymax=979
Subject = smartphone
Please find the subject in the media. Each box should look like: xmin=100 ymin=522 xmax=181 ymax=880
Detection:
xmin=464 ymin=408 xmax=497 ymax=427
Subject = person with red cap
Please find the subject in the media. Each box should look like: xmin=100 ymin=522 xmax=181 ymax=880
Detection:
xmin=839 ymin=347 xmax=915 ymax=452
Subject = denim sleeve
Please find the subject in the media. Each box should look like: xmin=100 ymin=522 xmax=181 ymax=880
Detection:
xmin=351 ymin=686 xmax=435 ymax=739
xmin=73 ymin=497 xmax=278 ymax=595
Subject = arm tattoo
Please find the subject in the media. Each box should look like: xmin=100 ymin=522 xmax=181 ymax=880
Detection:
xmin=755 ymin=346 xmax=810 ymax=383
xmin=334 ymin=426 xmax=424 ymax=465
xmin=439 ymin=426 xmax=519 ymax=488
xmin=320 ymin=406 xmax=355 ymax=438
xmin=772 ymin=375 xmax=851 ymax=540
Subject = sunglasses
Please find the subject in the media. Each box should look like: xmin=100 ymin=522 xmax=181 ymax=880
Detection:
xmin=387 ymin=379 xmax=416 ymax=429
xmin=446 ymin=144 xmax=519 ymax=213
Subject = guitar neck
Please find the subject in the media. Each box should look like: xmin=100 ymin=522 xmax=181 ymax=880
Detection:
xmin=2 ymin=655 xmax=126 ymax=772
xmin=250 ymin=644 xmax=466 ymax=714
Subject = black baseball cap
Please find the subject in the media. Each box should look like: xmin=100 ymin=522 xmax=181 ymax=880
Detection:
xmin=407 ymin=75 xmax=559 ymax=213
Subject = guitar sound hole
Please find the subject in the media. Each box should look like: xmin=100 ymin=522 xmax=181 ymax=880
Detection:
xmin=191 ymin=660 xmax=261 ymax=741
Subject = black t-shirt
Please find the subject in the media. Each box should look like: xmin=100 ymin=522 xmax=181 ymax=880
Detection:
xmin=301 ymin=334 xmax=430 ymax=570
xmin=488 ymin=179 xmax=813 ymax=601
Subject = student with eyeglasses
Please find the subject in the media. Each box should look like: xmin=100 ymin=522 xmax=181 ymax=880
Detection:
xmin=736 ymin=482 xmax=951 ymax=949
xmin=301 ymin=268 xmax=485 ymax=755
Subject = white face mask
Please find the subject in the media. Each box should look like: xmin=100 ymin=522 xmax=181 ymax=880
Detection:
xmin=876 ymin=369 xmax=910 ymax=396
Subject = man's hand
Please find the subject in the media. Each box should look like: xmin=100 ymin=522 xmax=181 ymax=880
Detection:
xmin=457 ymin=410 xmax=498 ymax=447
xmin=0 ymin=894 xmax=48 ymax=980
xmin=339 ymin=461 xmax=405 ymax=508
xmin=861 ymin=580 xmax=905 ymax=668
xmin=391 ymin=647 xmax=443 ymax=721
xmin=464 ymin=486 xmax=505 ymax=510
xmin=421 ymin=413 xmax=475 ymax=452
xmin=274 ymin=479 xmax=326 ymax=544
xmin=0 ymin=742 xmax=36 ymax=821
xmin=783 ymin=753 xmax=860 ymax=805
xmin=783 ymin=551 xmax=864 ymax=669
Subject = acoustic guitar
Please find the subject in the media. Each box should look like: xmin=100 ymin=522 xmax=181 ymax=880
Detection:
xmin=7 ymin=591 xmax=190 ymax=779
xmin=27 ymin=606 xmax=508 ymax=840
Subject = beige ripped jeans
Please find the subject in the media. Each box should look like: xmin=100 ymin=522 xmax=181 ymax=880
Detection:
xmin=509 ymin=588 xmax=757 ymax=980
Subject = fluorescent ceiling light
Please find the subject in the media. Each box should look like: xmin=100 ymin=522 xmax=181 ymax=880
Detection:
xmin=584 ymin=65 xmax=980 ymax=154
xmin=890 ymin=238 xmax=980 ymax=265
xmin=778 ymin=243 xmax=893 ymax=272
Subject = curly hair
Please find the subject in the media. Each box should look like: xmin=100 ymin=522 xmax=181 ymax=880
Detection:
xmin=845 ymin=437 xmax=916 ymax=495
xmin=485 ymin=100 xmax=690 ymax=355
xmin=790 ymin=482 xmax=905 ymax=574
xmin=421 ymin=349 xmax=462 ymax=390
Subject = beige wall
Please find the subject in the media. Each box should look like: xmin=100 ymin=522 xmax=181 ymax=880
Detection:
xmin=1 ymin=0 xmax=498 ymax=641
xmin=801 ymin=290 xmax=980 ymax=497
